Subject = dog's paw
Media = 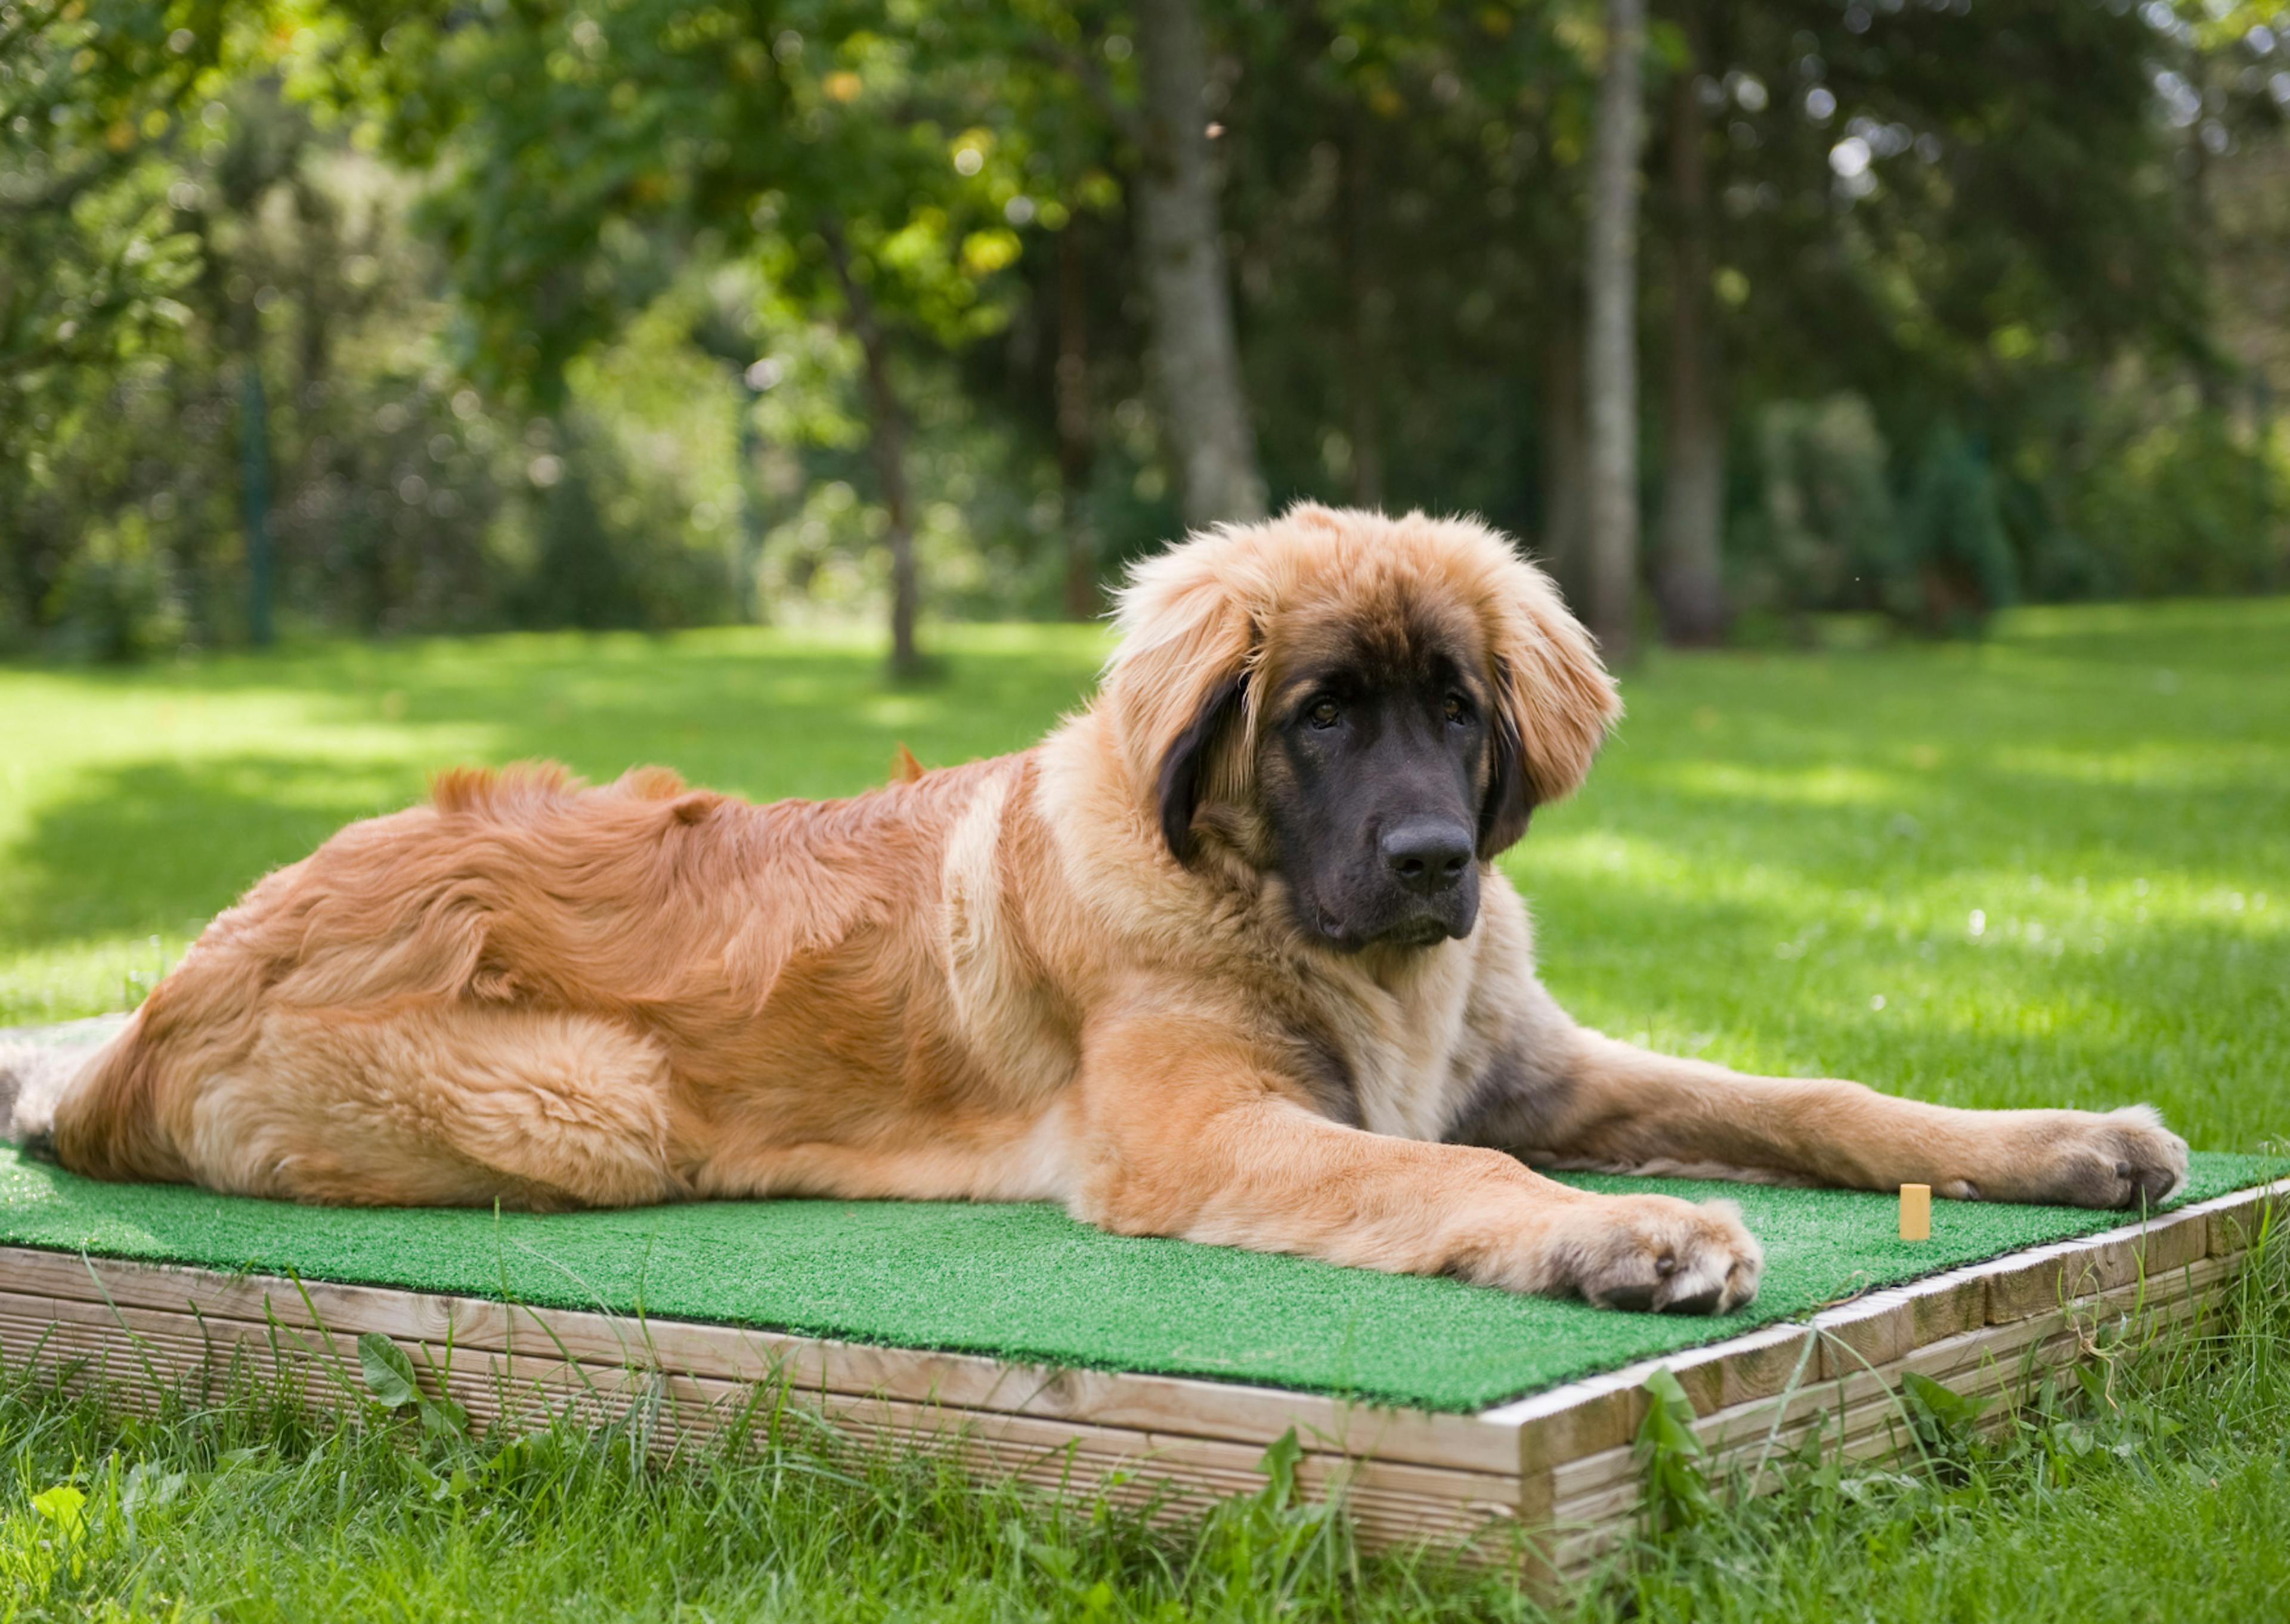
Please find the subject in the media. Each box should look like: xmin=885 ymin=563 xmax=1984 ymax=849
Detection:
xmin=1561 ymin=1194 xmax=1763 ymax=1314
xmin=1971 ymin=1106 xmax=2189 ymax=1210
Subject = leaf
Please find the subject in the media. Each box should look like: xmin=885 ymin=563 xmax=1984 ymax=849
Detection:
xmin=121 ymin=1462 xmax=187 ymax=1519
xmin=1902 ymin=1370 xmax=1990 ymax=1439
xmin=1836 ymin=1469 xmax=1919 ymax=1504
xmin=420 ymin=1394 xmax=473 ymax=1438
xmin=31 ymin=1483 xmax=88 ymax=1538
xmin=358 ymin=1331 xmax=423 ymax=1409
xmin=1255 ymin=1428 xmax=1302 ymax=1508
xmin=1635 ymin=1367 xmax=1707 ymax=1460
xmin=1634 ymin=1368 xmax=1714 ymax=1535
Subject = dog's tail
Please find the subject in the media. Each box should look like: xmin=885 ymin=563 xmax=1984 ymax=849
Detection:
xmin=1 ymin=1016 xmax=132 ymax=1165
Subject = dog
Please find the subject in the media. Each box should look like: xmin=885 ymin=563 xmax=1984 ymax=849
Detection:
xmin=38 ymin=506 xmax=2187 ymax=1314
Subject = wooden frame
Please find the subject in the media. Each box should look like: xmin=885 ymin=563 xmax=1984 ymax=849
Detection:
xmin=1 ymin=1179 xmax=2279 ymax=1574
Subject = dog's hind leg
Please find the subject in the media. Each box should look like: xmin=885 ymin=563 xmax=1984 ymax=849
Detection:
xmin=182 ymin=1004 xmax=686 ymax=1210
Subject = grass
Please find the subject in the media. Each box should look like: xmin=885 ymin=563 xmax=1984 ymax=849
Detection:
xmin=2 ymin=597 xmax=2287 ymax=1619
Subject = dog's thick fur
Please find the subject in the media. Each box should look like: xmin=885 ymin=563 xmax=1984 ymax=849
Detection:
xmin=44 ymin=507 xmax=2187 ymax=1313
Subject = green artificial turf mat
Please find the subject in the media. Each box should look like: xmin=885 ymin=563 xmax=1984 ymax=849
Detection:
xmin=0 ymin=1146 xmax=2279 ymax=1413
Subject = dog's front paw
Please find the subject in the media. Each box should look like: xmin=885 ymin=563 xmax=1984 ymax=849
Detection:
xmin=1950 ymin=1106 xmax=2189 ymax=1209
xmin=1559 ymin=1194 xmax=1763 ymax=1314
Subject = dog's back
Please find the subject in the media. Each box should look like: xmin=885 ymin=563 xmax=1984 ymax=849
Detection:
xmin=42 ymin=756 xmax=1035 ymax=1205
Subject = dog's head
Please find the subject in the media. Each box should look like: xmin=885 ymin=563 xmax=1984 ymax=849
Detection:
xmin=1100 ymin=504 xmax=1620 ymax=953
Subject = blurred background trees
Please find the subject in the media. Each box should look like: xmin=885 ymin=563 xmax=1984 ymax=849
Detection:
xmin=4 ymin=0 xmax=2285 ymax=666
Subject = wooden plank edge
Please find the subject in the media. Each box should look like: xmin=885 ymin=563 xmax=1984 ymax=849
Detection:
xmin=1548 ymin=1253 xmax=2242 ymax=1510
xmin=3 ymin=1176 xmax=2273 ymax=1566
xmin=1539 ymin=1248 xmax=2250 ymax=1577
xmin=0 ymin=1291 xmax=1522 ymax=1551
xmin=0 ymin=1244 xmax=1521 ymax=1477
xmin=1486 ymin=1177 xmax=2285 ymax=1477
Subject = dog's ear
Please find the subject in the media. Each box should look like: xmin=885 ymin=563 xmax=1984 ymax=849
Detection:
xmin=1478 ymin=677 xmax=1534 ymax=858
xmin=1155 ymin=673 xmax=1247 ymax=862
xmin=1104 ymin=528 xmax=1261 ymax=864
xmin=1478 ymin=547 xmax=1621 ymax=859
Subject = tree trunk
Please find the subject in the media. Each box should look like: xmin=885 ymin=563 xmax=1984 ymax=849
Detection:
xmin=1339 ymin=119 xmax=1387 ymax=510
xmin=1583 ymin=0 xmax=1646 ymax=663
xmin=1131 ymin=0 xmax=1266 ymax=529
xmin=1539 ymin=312 xmax=1588 ymax=606
xmin=736 ymin=391 xmax=768 ymax=624
xmin=1654 ymin=45 xmax=1726 ymax=646
xmin=1056 ymin=227 xmax=1100 ymax=619
xmin=822 ymin=222 xmax=922 ymax=680
xmin=2184 ymin=122 xmax=2228 ymax=413
xmin=240 ymin=357 xmax=275 ymax=649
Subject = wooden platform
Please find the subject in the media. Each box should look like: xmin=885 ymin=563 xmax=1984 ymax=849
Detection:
xmin=2 ymin=1179 xmax=2279 ymax=1574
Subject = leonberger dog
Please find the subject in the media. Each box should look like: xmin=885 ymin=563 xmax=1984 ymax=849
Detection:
xmin=42 ymin=506 xmax=2187 ymax=1314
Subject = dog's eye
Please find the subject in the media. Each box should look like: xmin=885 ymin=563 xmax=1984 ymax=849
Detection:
xmin=1305 ymin=698 xmax=1342 ymax=730
xmin=1443 ymin=692 xmax=1471 ymax=724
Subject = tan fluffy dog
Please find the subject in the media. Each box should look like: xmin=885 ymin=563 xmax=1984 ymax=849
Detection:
xmin=47 ymin=506 xmax=2187 ymax=1314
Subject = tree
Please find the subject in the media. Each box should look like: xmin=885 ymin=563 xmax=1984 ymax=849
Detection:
xmin=329 ymin=0 xmax=1034 ymax=677
xmin=1583 ymin=0 xmax=1647 ymax=661
xmin=1130 ymin=0 xmax=1265 ymax=528
xmin=1694 ymin=0 xmax=2230 ymax=627
xmin=0 ymin=0 xmax=227 ymax=632
xmin=10 ymin=0 xmax=2273 ymax=656
xmin=1054 ymin=222 xmax=1102 ymax=618
xmin=1652 ymin=12 xmax=1724 ymax=644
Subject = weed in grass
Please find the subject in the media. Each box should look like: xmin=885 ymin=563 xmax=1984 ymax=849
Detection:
xmin=0 ymin=1357 xmax=1554 ymax=1623
xmin=1582 ymin=1226 xmax=2290 ymax=1624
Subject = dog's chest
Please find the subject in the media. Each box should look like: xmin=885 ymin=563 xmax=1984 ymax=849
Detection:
xmin=1316 ymin=963 xmax=1481 ymax=1143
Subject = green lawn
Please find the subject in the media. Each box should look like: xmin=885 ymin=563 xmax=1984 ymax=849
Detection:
xmin=3 ymin=599 xmax=2288 ymax=1620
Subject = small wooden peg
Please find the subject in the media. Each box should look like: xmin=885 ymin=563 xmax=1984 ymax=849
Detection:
xmin=1899 ymin=1183 xmax=1932 ymax=1242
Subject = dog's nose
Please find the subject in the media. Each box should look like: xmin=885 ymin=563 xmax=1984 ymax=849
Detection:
xmin=1381 ymin=820 xmax=1473 ymax=894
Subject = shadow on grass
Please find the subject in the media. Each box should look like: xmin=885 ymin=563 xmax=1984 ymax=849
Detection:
xmin=0 ymin=631 xmax=1107 ymax=953
xmin=1 ymin=755 xmax=394 ymax=950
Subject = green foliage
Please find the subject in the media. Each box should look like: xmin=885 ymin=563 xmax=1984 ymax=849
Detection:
xmin=7 ymin=0 xmax=2288 ymax=655
xmin=1898 ymin=1368 xmax=1989 ymax=1465
xmin=1732 ymin=393 xmax=1913 ymax=626
xmin=324 ymin=0 xmax=1040 ymax=386
xmin=0 ymin=1353 xmax=1539 ymax=1622
xmin=45 ymin=510 xmax=187 ymax=663
xmin=1633 ymin=1367 xmax=1715 ymax=1536
xmin=1898 ymin=425 xmax=2019 ymax=634
xmin=2063 ymin=404 xmax=2288 ymax=599
xmin=355 ymin=1331 xmax=472 ymax=1438
xmin=1731 ymin=389 xmax=2283 ymax=637
xmin=1595 ymin=1231 xmax=2290 ymax=1623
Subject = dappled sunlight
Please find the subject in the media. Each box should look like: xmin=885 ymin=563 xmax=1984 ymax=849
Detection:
xmin=1989 ymin=742 xmax=2290 ymax=790
xmin=1995 ymin=597 xmax=2290 ymax=657
xmin=1637 ymin=760 xmax=1907 ymax=808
